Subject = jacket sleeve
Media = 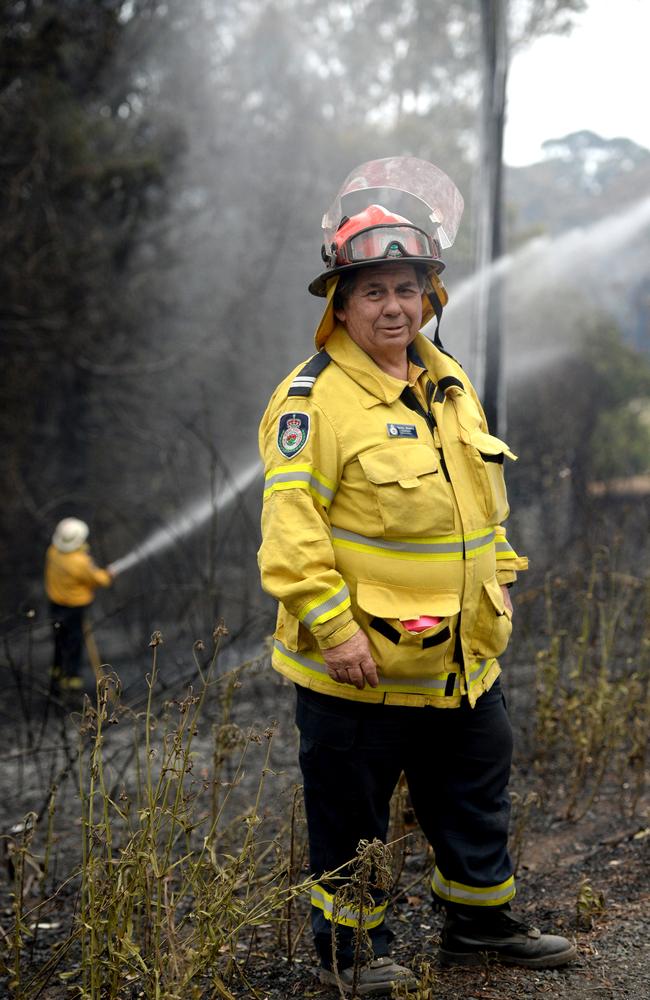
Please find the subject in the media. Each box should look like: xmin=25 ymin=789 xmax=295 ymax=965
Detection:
xmin=258 ymin=394 xmax=359 ymax=649
xmin=494 ymin=525 xmax=528 ymax=585
xmin=465 ymin=382 xmax=529 ymax=585
xmin=79 ymin=553 xmax=112 ymax=589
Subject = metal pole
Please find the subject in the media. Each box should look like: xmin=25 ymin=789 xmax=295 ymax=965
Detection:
xmin=477 ymin=0 xmax=508 ymax=435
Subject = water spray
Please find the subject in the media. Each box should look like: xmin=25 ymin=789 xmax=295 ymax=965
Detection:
xmin=107 ymin=196 xmax=650 ymax=578
xmin=108 ymin=460 xmax=262 ymax=576
xmin=435 ymin=193 xmax=650 ymax=379
xmin=448 ymin=194 xmax=650 ymax=318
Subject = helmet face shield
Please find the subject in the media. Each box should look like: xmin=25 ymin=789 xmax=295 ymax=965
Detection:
xmin=321 ymin=156 xmax=464 ymax=251
xmin=340 ymin=224 xmax=436 ymax=265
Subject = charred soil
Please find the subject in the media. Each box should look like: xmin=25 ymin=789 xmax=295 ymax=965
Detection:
xmin=1 ymin=637 xmax=649 ymax=1000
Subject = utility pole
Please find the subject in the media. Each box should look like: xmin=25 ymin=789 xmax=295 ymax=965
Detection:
xmin=475 ymin=0 xmax=508 ymax=435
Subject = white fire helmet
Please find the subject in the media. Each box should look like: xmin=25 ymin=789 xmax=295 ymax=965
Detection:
xmin=52 ymin=518 xmax=89 ymax=553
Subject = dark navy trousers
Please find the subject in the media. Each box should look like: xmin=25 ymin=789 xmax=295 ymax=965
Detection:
xmin=295 ymin=681 xmax=514 ymax=970
xmin=50 ymin=602 xmax=86 ymax=678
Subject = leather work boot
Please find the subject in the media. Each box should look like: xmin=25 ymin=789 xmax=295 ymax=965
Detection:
xmin=318 ymin=956 xmax=417 ymax=995
xmin=439 ymin=908 xmax=577 ymax=968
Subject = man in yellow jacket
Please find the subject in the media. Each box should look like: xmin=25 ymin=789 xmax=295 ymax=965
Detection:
xmin=258 ymin=159 xmax=575 ymax=993
xmin=45 ymin=517 xmax=114 ymax=690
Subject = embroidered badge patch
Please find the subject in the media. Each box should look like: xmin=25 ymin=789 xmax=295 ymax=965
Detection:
xmin=387 ymin=423 xmax=418 ymax=438
xmin=278 ymin=412 xmax=310 ymax=458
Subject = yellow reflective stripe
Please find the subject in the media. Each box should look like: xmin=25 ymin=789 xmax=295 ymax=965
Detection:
xmin=467 ymin=658 xmax=493 ymax=687
xmin=465 ymin=530 xmax=498 ymax=559
xmin=311 ymin=883 xmax=387 ymax=929
xmin=332 ymin=527 xmax=495 ymax=562
xmin=264 ymin=464 xmax=336 ymax=508
xmin=273 ymin=640 xmax=458 ymax=694
xmin=495 ymin=538 xmax=517 ymax=559
xmin=300 ymin=581 xmax=351 ymax=629
xmin=432 ymin=867 xmax=516 ymax=907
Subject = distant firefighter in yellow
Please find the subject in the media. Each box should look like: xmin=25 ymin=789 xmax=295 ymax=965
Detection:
xmin=45 ymin=518 xmax=114 ymax=690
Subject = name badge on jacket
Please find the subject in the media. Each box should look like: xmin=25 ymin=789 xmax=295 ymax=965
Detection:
xmin=387 ymin=423 xmax=418 ymax=438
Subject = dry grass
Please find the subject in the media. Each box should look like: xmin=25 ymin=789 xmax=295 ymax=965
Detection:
xmin=1 ymin=560 xmax=648 ymax=997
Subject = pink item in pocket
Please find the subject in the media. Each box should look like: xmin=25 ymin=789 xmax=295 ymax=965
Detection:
xmin=400 ymin=615 xmax=442 ymax=633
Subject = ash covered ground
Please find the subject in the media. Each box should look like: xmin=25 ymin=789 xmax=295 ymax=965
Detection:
xmin=1 ymin=627 xmax=648 ymax=999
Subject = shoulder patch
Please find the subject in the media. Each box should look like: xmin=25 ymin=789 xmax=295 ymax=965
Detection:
xmin=277 ymin=412 xmax=310 ymax=459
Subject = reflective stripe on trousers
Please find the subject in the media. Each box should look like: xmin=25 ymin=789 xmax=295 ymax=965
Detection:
xmin=432 ymin=867 xmax=515 ymax=907
xmin=311 ymin=882 xmax=388 ymax=929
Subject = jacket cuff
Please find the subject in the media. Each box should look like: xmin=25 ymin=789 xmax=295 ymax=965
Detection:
xmin=313 ymin=614 xmax=360 ymax=649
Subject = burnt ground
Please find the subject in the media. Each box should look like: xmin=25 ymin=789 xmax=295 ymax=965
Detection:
xmin=0 ymin=637 xmax=649 ymax=1000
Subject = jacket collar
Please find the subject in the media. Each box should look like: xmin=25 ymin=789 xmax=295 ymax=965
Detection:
xmin=325 ymin=326 xmax=465 ymax=405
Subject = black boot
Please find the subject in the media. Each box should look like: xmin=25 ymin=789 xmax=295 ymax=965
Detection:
xmin=440 ymin=908 xmax=577 ymax=968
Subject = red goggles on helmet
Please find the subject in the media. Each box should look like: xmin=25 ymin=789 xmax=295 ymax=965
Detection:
xmin=332 ymin=223 xmax=437 ymax=266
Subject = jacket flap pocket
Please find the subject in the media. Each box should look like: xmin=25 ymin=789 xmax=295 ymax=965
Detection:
xmin=357 ymin=580 xmax=460 ymax=619
xmin=482 ymin=575 xmax=507 ymax=615
xmin=276 ymin=606 xmax=300 ymax=650
xmin=463 ymin=428 xmax=517 ymax=461
xmin=358 ymin=443 xmax=438 ymax=485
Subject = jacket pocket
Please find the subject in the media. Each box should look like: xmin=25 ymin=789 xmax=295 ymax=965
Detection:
xmin=454 ymin=395 xmax=515 ymax=522
xmin=357 ymin=442 xmax=455 ymax=535
xmin=275 ymin=606 xmax=312 ymax=653
xmin=470 ymin=429 xmax=513 ymax=523
xmin=356 ymin=579 xmax=460 ymax=677
xmin=470 ymin=574 xmax=512 ymax=660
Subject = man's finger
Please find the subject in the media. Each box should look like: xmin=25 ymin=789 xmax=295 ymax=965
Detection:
xmin=360 ymin=658 xmax=379 ymax=688
xmin=345 ymin=664 xmax=365 ymax=689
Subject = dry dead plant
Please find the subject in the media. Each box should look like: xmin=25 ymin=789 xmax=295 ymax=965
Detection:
xmin=533 ymin=555 xmax=649 ymax=822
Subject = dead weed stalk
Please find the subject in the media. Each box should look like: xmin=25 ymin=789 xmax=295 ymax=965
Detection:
xmin=3 ymin=626 xmax=322 ymax=999
xmin=534 ymin=555 xmax=649 ymax=821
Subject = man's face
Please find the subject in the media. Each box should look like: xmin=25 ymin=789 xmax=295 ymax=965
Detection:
xmin=334 ymin=263 xmax=423 ymax=363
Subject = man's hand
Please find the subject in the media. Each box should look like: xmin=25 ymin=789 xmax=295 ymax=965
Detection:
xmin=322 ymin=629 xmax=379 ymax=690
xmin=501 ymin=585 xmax=513 ymax=616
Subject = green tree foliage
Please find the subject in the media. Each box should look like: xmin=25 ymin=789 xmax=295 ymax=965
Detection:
xmin=583 ymin=326 xmax=650 ymax=480
xmin=0 ymin=0 xmax=177 ymax=596
xmin=507 ymin=319 xmax=650 ymax=562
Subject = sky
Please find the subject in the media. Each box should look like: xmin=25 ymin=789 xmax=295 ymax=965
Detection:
xmin=504 ymin=0 xmax=650 ymax=165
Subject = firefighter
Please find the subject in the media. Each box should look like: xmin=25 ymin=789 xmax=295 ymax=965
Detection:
xmin=258 ymin=158 xmax=576 ymax=994
xmin=45 ymin=517 xmax=114 ymax=690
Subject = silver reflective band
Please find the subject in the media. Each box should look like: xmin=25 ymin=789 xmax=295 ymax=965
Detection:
xmin=332 ymin=527 xmax=464 ymax=555
xmin=264 ymin=470 xmax=335 ymax=503
xmin=273 ymin=640 xmax=464 ymax=693
xmin=311 ymin=884 xmax=387 ymax=929
xmin=432 ymin=867 xmax=515 ymax=905
xmin=332 ymin=526 xmax=496 ymax=556
xmin=301 ymin=585 xmax=351 ymax=628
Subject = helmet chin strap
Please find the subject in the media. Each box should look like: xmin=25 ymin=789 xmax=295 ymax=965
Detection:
xmin=426 ymin=271 xmax=448 ymax=348
xmin=428 ymin=289 xmax=444 ymax=347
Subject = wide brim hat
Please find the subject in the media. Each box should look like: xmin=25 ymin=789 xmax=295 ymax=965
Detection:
xmin=52 ymin=517 xmax=89 ymax=553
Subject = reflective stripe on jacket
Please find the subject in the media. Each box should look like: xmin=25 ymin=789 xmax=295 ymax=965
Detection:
xmin=45 ymin=545 xmax=112 ymax=607
xmin=258 ymin=327 xmax=527 ymax=708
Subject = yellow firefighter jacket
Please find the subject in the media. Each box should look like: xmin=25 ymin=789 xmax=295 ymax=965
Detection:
xmin=45 ymin=545 xmax=112 ymax=607
xmin=258 ymin=325 xmax=527 ymax=708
